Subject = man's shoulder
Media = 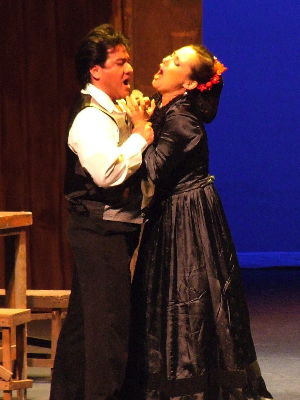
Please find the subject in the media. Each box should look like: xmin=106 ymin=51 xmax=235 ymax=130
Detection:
xmin=76 ymin=101 xmax=118 ymax=125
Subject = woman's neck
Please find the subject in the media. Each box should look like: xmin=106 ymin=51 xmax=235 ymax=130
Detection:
xmin=161 ymin=89 xmax=186 ymax=106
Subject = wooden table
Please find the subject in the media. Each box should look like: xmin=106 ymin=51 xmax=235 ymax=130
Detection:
xmin=0 ymin=212 xmax=33 ymax=309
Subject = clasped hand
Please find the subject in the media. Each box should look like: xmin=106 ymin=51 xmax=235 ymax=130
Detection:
xmin=117 ymin=90 xmax=156 ymax=145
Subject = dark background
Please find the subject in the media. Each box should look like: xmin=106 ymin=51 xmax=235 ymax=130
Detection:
xmin=0 ymin=0 xmax=203 ymax=289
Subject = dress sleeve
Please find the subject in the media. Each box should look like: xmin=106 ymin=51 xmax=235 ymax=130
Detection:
xmin=144 ymin=108 xmax=203 ymax=183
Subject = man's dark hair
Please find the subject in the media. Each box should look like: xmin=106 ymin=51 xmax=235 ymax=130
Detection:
xmin=75 ymin=24 xmax=129 ymax=88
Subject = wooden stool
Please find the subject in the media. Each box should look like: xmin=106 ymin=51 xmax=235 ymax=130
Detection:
xmin=26 ymin=290 xmax=70 ymax=368
xmin=0 ymin=308 xmax=32 ymax=400
xmin=0 ymin=212 xmax=32 ymax=309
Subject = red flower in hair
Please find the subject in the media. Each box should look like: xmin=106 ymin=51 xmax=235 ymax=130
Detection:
xmin=196 ymin=57 xmax=227 ymax=92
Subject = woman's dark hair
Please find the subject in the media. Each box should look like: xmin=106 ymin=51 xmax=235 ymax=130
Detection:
xmin=189 ymin=44 xmax=215 ymax=84
xmin=75 ymin=24 xmax=130 ymax=88
xmin=188 ymin=44 xmax=223 ymax=123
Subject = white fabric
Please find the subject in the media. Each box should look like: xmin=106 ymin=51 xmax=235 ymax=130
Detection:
xmin=68 ymin=83 xmax=147 ymax=188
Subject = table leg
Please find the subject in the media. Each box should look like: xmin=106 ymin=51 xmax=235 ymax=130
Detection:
xmin=6 ymin=231 xmax=27 ymax=308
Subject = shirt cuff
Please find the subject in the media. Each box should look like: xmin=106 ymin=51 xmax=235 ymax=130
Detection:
xmin=120 ymin=133 xmax=148 ymax=160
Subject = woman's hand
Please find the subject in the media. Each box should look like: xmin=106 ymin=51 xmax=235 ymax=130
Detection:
xmin=117 ymin=90 xmax=156 ymax=128
xmin=130 ymin=89 xmax=156 ymax=121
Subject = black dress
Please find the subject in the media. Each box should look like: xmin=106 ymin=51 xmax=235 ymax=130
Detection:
xmin=123 ymin=92 xmax=273 ymax=400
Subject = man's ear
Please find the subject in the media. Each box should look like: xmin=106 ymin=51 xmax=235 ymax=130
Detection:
xmin=89 ymin=65 xmax=102 ymax=81
xmin=183 ymin=80 xmax=198 ymax=90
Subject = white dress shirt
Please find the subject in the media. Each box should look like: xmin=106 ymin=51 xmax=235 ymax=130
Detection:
xmin=68 ymin=83 xmax=147 ymax=188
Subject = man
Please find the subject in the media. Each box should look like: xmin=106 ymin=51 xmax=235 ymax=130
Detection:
xmin=50 ymin=24 xmax=153 ymax=400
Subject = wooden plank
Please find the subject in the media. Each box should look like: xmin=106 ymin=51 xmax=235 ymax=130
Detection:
xmin=112 ymin=0 xmax=123 ymax=31
xmin=51 ymin=310 xmax=62 ymax=359
xmin=8 ymin=231 xmax=27 ymax=308
xmin=30 ymin=312 xmax=53 ymax=320
xmin=123 ymin=0 xmax=202 ymax=96
xmin=26 ymin=289 xmax=70 ymax=308
xmin=0 ymin=212 xmax=32 ymax=230
xmin=2 ymin=328 xmax=13 ymax=379
xmin=0 ymin=379 xmax=32 ymax=390
xmin=0 ymin=289 xmax=70 ymax=309
xmin=0 ymin=345 xmax=17 ymax=360
xmin=0 ymin=309 xmax=31 ymax=327
xmin=27 ymin=358 xmax=53 ymax=368
xmin=0 ymin=364 xmax=13 ymax=381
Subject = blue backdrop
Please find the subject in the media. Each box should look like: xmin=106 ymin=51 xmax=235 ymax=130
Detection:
xmin=203 ymin=1 xmax=300 ymax=266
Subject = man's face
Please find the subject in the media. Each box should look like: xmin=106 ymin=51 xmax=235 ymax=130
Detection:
xmin=90 ymin=44 xmax=133 ymax=100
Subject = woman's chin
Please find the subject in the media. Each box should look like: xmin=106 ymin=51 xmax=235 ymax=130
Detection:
xmin=152 ymin=79 xmax=160 ymax=90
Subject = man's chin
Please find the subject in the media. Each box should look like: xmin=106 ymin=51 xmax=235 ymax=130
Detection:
xmin=119 ymin=86 xmax=131 ymax=99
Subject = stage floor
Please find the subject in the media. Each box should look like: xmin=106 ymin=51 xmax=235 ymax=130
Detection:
xmin=10 ymin=267 xmax=300 ymax=400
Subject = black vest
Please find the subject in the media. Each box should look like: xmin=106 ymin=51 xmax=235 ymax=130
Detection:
xmin=64 ymin=94 xmax=144 ymax=223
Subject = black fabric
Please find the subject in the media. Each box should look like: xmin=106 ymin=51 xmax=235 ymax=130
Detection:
xmin=122 ymin=95 xmax=273 ymax=400
xmin=188 ymin=79 xmax=223 ymax=123
xmin=50 ymin=214 xmax=140 ymax=400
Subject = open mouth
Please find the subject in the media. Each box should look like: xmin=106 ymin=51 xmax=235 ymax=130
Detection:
xmin=123 ymin=78 xmax=130 ymax=87
xmin=153 ymin=68 xmax=163 ymax=80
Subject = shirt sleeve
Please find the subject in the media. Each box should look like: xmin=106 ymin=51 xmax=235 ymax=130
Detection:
xmin=68 ymin=107 xmax=148 ymax=187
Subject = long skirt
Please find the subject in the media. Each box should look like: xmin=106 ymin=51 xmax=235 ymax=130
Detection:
xmin=122 ymin=183 xmax=273 ymax=400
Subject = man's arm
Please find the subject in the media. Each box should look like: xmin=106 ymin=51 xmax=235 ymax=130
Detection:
xmin=68 ymin=107 xmax=152 ymax=187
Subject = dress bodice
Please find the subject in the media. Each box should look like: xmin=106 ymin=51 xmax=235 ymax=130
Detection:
xmin=145 ymin=94 xmax=209 ymax=196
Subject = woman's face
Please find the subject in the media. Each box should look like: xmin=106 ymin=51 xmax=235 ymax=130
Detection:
xmin=152 ymin=46 xmax=198 ymax=95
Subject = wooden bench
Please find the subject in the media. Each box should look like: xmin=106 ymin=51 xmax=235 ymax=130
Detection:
xmin=26 ymin=290 xmax=70 ymax=368
xmin=0 ymin=289 xmax=70 ymax=369
xmin=0 ymin=308 xmax=32 ymax=400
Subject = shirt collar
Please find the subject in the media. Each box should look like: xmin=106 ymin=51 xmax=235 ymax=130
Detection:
xmin=81 ymin=83 xmax=121 ymax=113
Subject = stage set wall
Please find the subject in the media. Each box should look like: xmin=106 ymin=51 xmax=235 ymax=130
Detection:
xmin=203 ymin=0 xmax=300 ymax=267
xmin=0 ymin=0 xmax=114 ymax=289
xmin=0 ymin=0 xmax=203 ymax=289
xmin=1 ymin=1 xmax=299 ymax=291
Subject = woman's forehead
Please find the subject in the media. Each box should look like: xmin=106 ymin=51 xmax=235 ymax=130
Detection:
xmin=176 ymin=45 xmax=194 ymax=54
xmin=175 ymin=46 xmax=197 ymax=65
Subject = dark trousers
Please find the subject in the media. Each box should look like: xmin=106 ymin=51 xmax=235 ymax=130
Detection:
xmin=50 ymin=213 xmax=140 ymax=400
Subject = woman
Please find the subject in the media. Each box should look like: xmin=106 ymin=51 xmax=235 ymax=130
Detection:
xmin=123 ymin=45 xmax=273 ymax=400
